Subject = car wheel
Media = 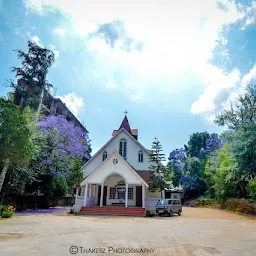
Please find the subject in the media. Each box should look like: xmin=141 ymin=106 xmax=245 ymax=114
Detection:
xmin=178 ymin=210 xmax=181 ymax=216
xmin=169 ymin=211 xmax=172 ymax=217
xmin=158 ymin=213 xmax=162 ymax=217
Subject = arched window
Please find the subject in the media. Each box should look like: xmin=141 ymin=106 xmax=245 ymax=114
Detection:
xmin=117 ymin=180 xmax=125 ymax=186
xmin=119 ymin=138 xmax=127 ymax=160
xmin=138 ymin=150 xmax=143 ymax=162
xmin=102 ymin=151 xmax=107 ymax=161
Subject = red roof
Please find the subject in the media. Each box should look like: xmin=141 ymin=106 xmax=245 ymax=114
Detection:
xmin=119 ymin=116 xmax=132 ymax=133
xmin=136 ymin=171 xmax=152 ymax=183
xmin=112 ymin=116 xmax=138 ymax=138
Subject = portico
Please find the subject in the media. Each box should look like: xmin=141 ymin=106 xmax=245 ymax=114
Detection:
xmin=77 ymin=152 xmax=148 ymax=209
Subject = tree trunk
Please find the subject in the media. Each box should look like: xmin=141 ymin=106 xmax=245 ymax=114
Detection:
xmin=35 ymin=88 xmax=44 ymax=123
xmin=238 ymin=181 xmax=246 ymax=198
xmin=0 ymin=158 xmax=10 ymax=193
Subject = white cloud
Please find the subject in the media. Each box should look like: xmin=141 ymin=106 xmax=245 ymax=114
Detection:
xmin=48 ymin=44 xmax=60 ymax=58
xmin=52 ymin=27 xmax=66 ymax=37
xmin=191 ymin=63 xmax=256 ymax=122
xmin=28 ymin=34 xmax=60 ymax=59
xmin=24 ymin=0 xmax=255 ymax=113
xmin=58 ymin=92 xmax=84 ymax=117
xmin=105 ymin=81 xmax=115 ymax=89
xmin=31 ymin=35 xmax=43 ymax=47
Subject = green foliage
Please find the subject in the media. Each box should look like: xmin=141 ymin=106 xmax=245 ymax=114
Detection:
xmin=11 ymin=41 xmax=55 ymax=111
xmin=0 ymin=205 xmax=15 ymax=218
xmin=0 ymin=98 xmax=33 ymax=165
xmin=186 ymin=132 xmax=210 ymax=158
xmin=145 ymin=210 xmax=153 ymax=217
xmin=51 ymin=175 xmax=69 ymax=200
xmin=204 ymin=144 xmax=238 ymax=199
xmin=148 ymin=138 xmax=167 ymax=197
xmin=0 ymin=98 xmax=33 ymax=193
xmin=215 ymin=84 xmax=256 ymax=129
xmin=248 ymin=178 xmax=256 ymax=201
xmin=225 ymin=199 xmax=256 ymax=215
xmin=190 ymin=197 xmax=219 ymax=208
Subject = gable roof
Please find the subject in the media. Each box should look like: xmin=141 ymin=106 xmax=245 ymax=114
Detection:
xmin=112 ymin=129 xmax=138 ymax=137
xmin=81 ymin=127 xmax=151 ymax=169
xmin=81 ymin=151 xmax=148 ymax=187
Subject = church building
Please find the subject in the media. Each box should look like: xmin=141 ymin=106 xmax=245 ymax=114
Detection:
xmin=73 ymin=115 xmax=172 ymax=216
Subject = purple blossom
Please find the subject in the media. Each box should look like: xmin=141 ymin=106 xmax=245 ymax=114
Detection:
xmin=38 ymin=115 xmax=90 ymax=177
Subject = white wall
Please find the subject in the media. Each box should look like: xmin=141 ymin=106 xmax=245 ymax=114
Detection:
xmin=83 ymin=130 xmax=150 ymax=177
xmin=84 ymin=152 xmax=147 ymax=185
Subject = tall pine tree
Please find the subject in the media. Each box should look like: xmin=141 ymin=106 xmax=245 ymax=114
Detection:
xmin=148 ymin=137 xmax=167 ymax=198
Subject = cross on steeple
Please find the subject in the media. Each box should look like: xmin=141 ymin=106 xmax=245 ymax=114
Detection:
xmin=124 ymin=110 xmax=128 ymax=116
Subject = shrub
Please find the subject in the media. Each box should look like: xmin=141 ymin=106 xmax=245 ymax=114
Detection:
xmin=0 ymin=205 xmax=15 ymax=218
xmin=145 ymin=210 xmax=153 ymax=217
xmin=226 ymin=199 xmax=256 ymax=215
xmin=248 ymin=178 xmax=256 ymax=201
xmin=190 ymin=197 xmax=219 ymax=208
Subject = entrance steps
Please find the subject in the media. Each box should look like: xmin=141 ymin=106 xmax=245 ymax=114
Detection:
xmin=79 ymin=206 xmax=145 ymax=217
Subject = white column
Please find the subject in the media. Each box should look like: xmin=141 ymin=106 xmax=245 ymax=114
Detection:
xmin=89 ymin=184 xmax=92 ymax=197
xmin=83 ymin=183 xmax=88 ymax=207
xmin=125 ymin=182 xmax=128 ymax=207
xmin=142 ymin=185 xmax=145 ymax=208
xmin=100 ymin=182 xmax=104 ymax=207
xmin=75 ymin=187 xmax=79 ymax=197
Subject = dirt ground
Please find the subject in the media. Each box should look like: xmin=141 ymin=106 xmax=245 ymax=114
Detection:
xmin=0 ymin=207 xmax=256 ymax=256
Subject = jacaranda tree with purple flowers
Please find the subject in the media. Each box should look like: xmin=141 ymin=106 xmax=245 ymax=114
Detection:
xmin=168 ymin=148 xmax=186 ymax=187
xmin=38 ymin=115 xmax=90 ymax=178
xmin=34 ymin=115 xmax=90 ymax=206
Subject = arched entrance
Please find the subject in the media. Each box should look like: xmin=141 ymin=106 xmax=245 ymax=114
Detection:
xmin=97 ymin=173 xmax=130 ymax=207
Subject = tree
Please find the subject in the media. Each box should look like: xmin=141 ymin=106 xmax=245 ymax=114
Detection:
xmin=0 ymin=98 xmax=32 ymax=193
xmin=11 ymin=41 xmax=55 ymax=121
xmin=37 ymin=115 xmax=89 ymax=178
xmin=204 ymin=144 xmax=238 ymax=199
xmin=248 ymin=178 xmax=256 ymax=201
xmin=215 ymin=84 xmax=256 ymax=130
xmin=167 ymin=148 xmax=186 ymax=187
xmin=215 ymin=85 xmax=256 ymax=196
xmin=148 ymin=137 xmax=167 ymax=198
xmin=186 ymin=132 xmax=210 ymax=158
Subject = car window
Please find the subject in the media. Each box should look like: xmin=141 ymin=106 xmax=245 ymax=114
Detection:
xmin=157 ymin=199 xmax=168 ymax=205
xmin=168 ymin=200 xmax=172 ymax=205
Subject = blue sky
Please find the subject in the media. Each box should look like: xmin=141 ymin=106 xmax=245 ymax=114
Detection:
xmin=1 ymin=0 xmax=256 ymax=158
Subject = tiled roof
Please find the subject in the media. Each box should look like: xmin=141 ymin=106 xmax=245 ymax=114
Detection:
xmin=135 ymin=171 xmax=152 ymax=183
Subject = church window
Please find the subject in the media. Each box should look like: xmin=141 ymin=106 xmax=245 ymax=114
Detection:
xmin=119 ymin=138 xmax=127 ymax=160
xmin=102 ymin=151 xmax=107 ymax=161
xmin=138 ymin=150 xmax=144 ymax=162
xmin=117 ymin=180 xmax=125 ymax=186
xmin=109 ymin=187 xmax=116 ymax=199
xmin=128 ymin=188 xmax=133 ymax=199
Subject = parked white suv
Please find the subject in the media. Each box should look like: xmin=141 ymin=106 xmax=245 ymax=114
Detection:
xmin=156 ymin=199 xmax=182 ymax=216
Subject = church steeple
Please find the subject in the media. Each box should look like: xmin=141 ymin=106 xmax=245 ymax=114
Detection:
xmin=119 ymin=115 xmax=132 ymax=134
xmin=112 ymin=112 xmax=138 ymax=140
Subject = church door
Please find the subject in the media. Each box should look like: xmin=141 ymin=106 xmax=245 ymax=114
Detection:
xmin=98 ymin=186 xmax=107 ymax=206
xmin=136 ymin=186 xmax=142 ymax=207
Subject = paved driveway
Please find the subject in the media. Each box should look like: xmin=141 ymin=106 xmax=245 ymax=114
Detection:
xmin=0 ymin=207 xmax=256 ymax=256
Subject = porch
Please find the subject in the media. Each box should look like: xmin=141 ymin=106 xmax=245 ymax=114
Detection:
xmin=75 ymin=174 xmax=146 ymax=208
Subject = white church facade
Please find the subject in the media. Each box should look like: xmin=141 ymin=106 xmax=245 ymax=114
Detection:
xmin=73 ymin=115 xmax=181 ymax=215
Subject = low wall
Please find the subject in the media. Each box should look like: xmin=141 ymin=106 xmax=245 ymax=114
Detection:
xmin=145 ymin=198 xmax=159 ymax=214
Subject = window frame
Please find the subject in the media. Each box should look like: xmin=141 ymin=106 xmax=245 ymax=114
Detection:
xmin=128 ymin=187 xmax=133 ymax=200
xmin=138 ymin=150 xmax=144 ymax=162
xmin=119 ymin=138 xmax=127 ymax=160
xmin=102 ymin=151 xmax=108 ymax=161
xmin=109 ymin=187 xmax=116 ymax=199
